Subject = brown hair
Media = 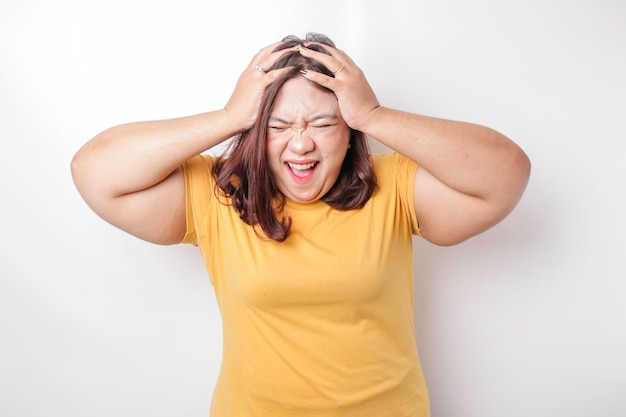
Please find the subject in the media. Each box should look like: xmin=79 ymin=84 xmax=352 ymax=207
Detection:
xmin=213 ymin=33 xmax=377 ymax=242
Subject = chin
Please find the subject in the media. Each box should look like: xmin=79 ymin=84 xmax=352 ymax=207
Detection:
xmin=288 ymin=194 xmax=321 ymax=204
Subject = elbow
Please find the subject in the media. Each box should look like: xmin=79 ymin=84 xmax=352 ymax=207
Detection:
xmin=511 ymin=145 xmax=532 ymax=201
xmin=492 ymin=128 xmax=531 ymax=191
xmin=518 ymin=145 xmax=532 ymax=182
xmin=496 ymin=136 xmax=531 ymax=205
xmin=70 ymin=144 xmax=95 ymax=197
xmin=70 ymin=147 xmax=87 ymax=191
xmin=71 ymin=142 xmax=109 ymax=205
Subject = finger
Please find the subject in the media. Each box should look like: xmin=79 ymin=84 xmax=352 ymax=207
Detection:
xmin=250 ymin=42 xmax=297 ymax=74
xmin=299 ymin=47 xmax=346 ymax=78
xmin=296 ymin=44 xmax=350 ymax=76
xmin=264 ymin=66 xmax=295 ymax=83
xmin=302 ymin=41 xmax=351 ymax=61
xmin=249 ymin=41 xmax=285 ymax=65
xmin=299 ymin=67 xmax=336 ymax=91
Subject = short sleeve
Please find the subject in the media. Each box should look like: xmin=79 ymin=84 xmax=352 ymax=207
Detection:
xmin=393 ymin=152 xmax=421 ymax=236
xmin=372 ymin=152 xmax=421 ymax=236
xmin=181 ymin=154 xmax=215 ymax=246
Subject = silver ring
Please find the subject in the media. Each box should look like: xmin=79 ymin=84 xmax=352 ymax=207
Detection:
xmin=255 ymin=64 xmax=266 ymax=73
xmin=333 ymin=64 xmax=344 ymax=75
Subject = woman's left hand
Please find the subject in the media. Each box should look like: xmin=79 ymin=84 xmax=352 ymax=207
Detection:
xmin=297 ymin=43 xmax=380 ymax=131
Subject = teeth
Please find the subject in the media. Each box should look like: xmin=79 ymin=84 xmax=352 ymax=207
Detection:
xmin=288 ymin=162 xmax=316 ymax=170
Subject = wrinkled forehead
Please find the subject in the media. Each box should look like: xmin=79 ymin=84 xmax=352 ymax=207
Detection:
xmin=271 ymin=78 xmax=340 ymax=121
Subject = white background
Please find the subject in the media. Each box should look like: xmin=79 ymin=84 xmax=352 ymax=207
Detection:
xmin=1 ymin=0 xmax=624 ymax=416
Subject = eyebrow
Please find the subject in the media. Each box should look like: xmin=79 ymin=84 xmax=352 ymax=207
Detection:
xmin=268 ymin=113 xmax=338 ymax=124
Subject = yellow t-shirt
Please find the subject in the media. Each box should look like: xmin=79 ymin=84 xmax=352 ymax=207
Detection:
xmin=182 ymin=152 xmax=429 ymax=417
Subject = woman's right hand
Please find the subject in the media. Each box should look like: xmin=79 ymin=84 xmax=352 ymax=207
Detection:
xmin=71 ymin=40 xmax=294 ymax=246
xmin=224 ymin=41 xmax=295 ymax=130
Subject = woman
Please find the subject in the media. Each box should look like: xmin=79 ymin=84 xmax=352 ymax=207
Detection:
xmin=72 ymin=33 xmax=530 ymax=417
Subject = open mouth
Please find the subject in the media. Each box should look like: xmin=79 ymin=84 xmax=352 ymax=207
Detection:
xmin=286 ymin=161 xmax=318 ymax=179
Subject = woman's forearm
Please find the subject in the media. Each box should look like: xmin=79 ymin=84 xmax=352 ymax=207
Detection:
xmin=360 ymin=106 xmax=530 ymax=204
xmin=71 ymin=109 xmax=241 ymax=198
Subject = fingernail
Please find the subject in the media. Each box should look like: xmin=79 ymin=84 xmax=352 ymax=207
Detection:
xmin=297 ymin=45 xmax=307 ymax=53
xmin=299 ymin=69 xmax=308 ymax=75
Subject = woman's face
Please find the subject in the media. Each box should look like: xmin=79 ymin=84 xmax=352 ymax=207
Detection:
xmin=266 ymin=77 xmax=350 ymax=203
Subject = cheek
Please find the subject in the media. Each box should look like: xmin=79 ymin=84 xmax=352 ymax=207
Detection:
xmin=266 ymin=137 xmax=285 ymax=161
xmin=322 ymin=135 xmax=350 ymax=161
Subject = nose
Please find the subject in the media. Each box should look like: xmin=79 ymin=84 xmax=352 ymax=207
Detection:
xmin=287 ymin=128 xmax=315 ymax=154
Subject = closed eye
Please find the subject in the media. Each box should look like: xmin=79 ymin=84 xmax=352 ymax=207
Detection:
xmin=268 ymin=125 xmax=289 ymax=131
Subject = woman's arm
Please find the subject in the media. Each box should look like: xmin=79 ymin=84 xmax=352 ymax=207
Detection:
xmin=358 ymin=108 xmax=530 ymax=246
xmin=71 ymin=110 xmax=242 ymax=244
xmin=298 ymin=43 xmax=530 ymax=246
xmin=71 ymin=42 xmax=294 ymax=244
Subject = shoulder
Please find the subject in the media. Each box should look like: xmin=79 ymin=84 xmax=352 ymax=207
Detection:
xmin=371 ymin=152 xmax=419 ymax=180
xmin=184 ymin=153 xmax=217 ymax=172
xmin=182 ymin=153 xmax=221 ymax=189
xmin=181 ymin=153 xmax=223 ymax=210
xmin=369 ymin=152 xmax=421 ymax=235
